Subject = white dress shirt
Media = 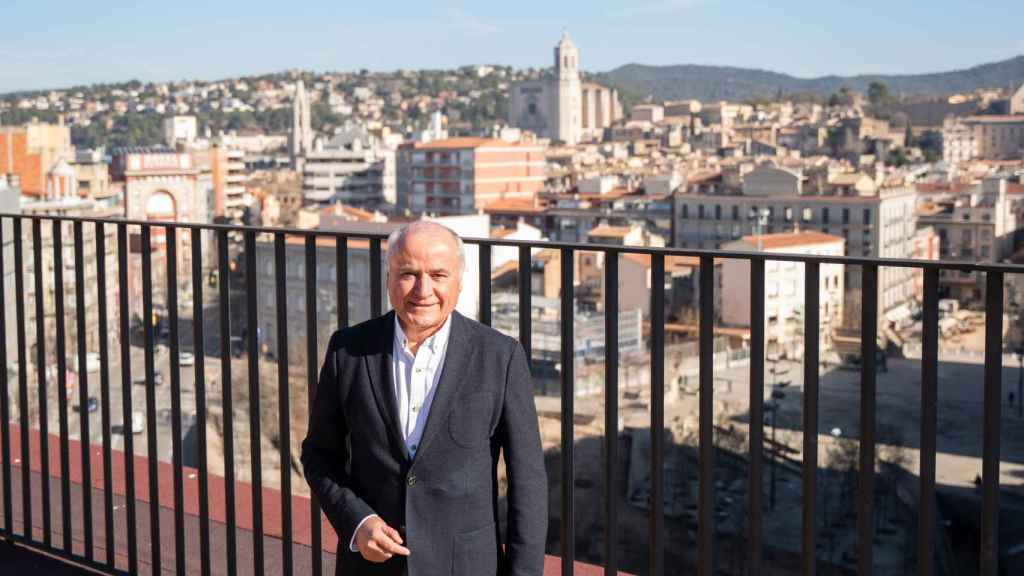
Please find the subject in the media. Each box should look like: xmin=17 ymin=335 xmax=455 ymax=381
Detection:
xmin=350 ymin=314 xmax=453 ymax=552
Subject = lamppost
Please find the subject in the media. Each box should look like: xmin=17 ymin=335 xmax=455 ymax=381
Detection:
xmin=1016 ymin=346 xmax=1023 ymax=419
xmin=748 ymin=207 xmax=771 ymax=251
xmin=766 ymin=392 xmax=785 ymax=510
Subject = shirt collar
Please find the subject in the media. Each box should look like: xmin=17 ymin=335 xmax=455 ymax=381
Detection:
xmin=394 ymin=312 xmax=454 ymax=355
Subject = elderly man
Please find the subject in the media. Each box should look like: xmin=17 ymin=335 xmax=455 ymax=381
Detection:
xmin=301 ymin=221 xmax=548 ymax=576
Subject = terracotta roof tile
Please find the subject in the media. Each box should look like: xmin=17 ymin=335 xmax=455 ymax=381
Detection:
xmin=739 ymin=231 xmax=844 ymax=250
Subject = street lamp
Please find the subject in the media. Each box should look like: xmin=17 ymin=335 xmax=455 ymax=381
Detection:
xmin=766 ymin=393 xmax=785 ymax=510
xmin=1016 ymin=346 xmax=1023 ymax=419
xmin=748 ymin=207 xmax=771 ymax=251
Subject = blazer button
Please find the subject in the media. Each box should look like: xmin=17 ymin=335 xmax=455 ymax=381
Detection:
xmin=407 ymin=474 xmax=417 ymax=487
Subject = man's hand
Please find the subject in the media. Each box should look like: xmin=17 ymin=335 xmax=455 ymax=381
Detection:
xmin=354 ymin=516 xmax=410 ymax=563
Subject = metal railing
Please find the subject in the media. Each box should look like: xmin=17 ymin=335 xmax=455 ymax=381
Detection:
xmin=0 ymin=211 xmax=1016 ymax=575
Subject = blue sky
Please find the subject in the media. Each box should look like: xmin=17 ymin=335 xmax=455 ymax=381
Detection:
xmin=1 ymin=0 xmax=1022 ymax=93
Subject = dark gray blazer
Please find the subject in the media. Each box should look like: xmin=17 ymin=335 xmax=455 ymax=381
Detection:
xmin=301 ymin=310 xmax=548 ymax=576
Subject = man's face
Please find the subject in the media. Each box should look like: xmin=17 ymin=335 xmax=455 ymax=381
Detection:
xmin=387 ymin=227 xmax=463 ymax=336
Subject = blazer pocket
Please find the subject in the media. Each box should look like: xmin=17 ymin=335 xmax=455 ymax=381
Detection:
xmin=447 ymin=392 xmax=494 ymax=448
xmin=451 ymin=522 xmax=497 ymax=576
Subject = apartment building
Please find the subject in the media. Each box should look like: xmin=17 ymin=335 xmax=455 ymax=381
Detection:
xmin=302 ymin=137 xmax=395 ymax=210
xmin=0 ymin=120 xmax=74 ymax=197
xmin=944 ymin=115 xmax=1024 ymax=161
xmin=917 ymin=177 xmax=1019 ymax=301
xmin=673 ymin=164 xmax=918 ymax=329
xmin=396 ymin=137 xmax=545 ymax=216
xmin=721 ymin=232 xmax=845 ymax=358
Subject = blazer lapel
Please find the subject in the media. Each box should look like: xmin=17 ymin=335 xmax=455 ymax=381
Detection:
xmin=365 ymin=311 xmax=411 ymax=462
xmin=411 ymin=311 xmax=474 ymax=466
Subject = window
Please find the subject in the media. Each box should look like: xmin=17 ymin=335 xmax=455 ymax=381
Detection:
xmin=698 ymin=205 xmax=705 ymax=219
xmin=715 ymin=205 xmax=722 ymax=220
xmin=732 ymin=206 xmax=739 ymax=220
xmin=981 ymin=245 xmax=990 ymax=258
xmin=822 ymin=208 xmax=830 ymax=223
xmin=962 ymin=213 xmax=970 ymax=221
xmin=863 ymin=209 xmax=871 ymax=224
xmin=802 ymin=208 xmax=813 ymax=222
xmin=682 ymin=205 xmax=689 ymax=219
xmin=842 ymin=208 xmax=849 ymax=224
xmin=785 ymin=207 xmax=793 ymax=222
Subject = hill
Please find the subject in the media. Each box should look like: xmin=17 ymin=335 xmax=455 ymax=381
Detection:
xmin=596 ymin=55 xmax=1024 ymax=102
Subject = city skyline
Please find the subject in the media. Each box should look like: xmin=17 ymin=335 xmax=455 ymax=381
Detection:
xmin=2 ymin=0 xmax=1022 ymax=94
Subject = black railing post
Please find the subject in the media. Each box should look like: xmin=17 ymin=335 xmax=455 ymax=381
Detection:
xmin=559 ymin=248 xmax=574 ymax=576
xmin=802 ymin=261 xmax=820 ymax=576
xmin=53 ymin=219 xmax=72 ymax=554
xmin=95 ymin=221 xmax=115 ymax=568
xmin=244 ymin=230 xmax=265 ymax=576
xmin=919 ymin=268 xmax=939 ymax=576
xmin=13 ymin=217 xmax=32 ymax=540
xmin=981 ymin=271 xmax=1002 ymax=576
xmin=140 ymin=225 xmax=161 ymax=573
xmin=116 ymin=223 xmax=138 ymax=574
xmin=698 ymin=255 xmax=715 ymax=576
xmin=190 ymin=227 xmax=212 ymax=576
xmin=748 ymin=257 xmax=765 ymax=576
xmin=479 ymin=244 xmax=491 ymax=327
xmin=336 ymin=236 xmax=348 ymax=329
xmin=604 ymin=249 xmax=619 ymax=576
xmin=0 ymin=217 xmax=12 ymax=536
xmin=370 ymin=237 xmax=382 ymax=318
xmin=305 ymin=236 xmax=323 ymax=576
xmin=858 ymin=264 xmax=878 ymax=575
xmin=166 ymin=227 xmax=186 ymax=576
xmin=216 ymin=229 xmax=237 ymax=576
xmin=650 ymin=253 xmax=665 ymax=576
xmin=518 ymin=246 xmax=532 ymax=365
xmin=72 ymin=220 xmax=93 ymax=560
xmin=275 ymin=233 xmax=293 ymax=576
xmin=31 ymin=217 xmax=51 ymax=547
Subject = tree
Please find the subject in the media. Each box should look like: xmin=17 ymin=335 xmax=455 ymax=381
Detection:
xmin=868 ymin=81 xmax=892 ymax=108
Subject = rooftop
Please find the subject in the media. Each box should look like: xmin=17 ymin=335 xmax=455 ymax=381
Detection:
xmin=407 ymin=137 xmax=541 ymax=150
xmin=739 ymin=231 xmax=844 ymax=250
xmin=587 ymin=225 xmax=634 ymax=238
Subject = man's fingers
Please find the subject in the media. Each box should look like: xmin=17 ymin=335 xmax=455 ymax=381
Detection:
xmin=382 ymin=525 xmax=404 ymax=544
xmin=378 ymin=534 xmax=410 ymax=556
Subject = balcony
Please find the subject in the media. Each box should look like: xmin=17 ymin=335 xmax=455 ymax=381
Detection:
xmin=0 ymin=213 xmax=1021 ymax=575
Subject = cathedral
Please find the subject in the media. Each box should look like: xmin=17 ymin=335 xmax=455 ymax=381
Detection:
xmin=508 ymin=33 xmax=622 ymax=145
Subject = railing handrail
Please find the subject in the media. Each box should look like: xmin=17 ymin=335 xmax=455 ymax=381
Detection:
xmin=2 ymin=211 xmax=1021 ymax=273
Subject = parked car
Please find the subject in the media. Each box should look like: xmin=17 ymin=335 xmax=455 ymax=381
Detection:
xmin=132 ymin=372 xmax=164 ymax=386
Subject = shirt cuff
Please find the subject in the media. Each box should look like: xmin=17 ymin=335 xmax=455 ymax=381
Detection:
xmin=350 ymin=514 xmax=379 ymax=552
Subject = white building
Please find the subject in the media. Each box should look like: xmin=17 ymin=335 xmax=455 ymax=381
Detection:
xmin=917 ymin=177 xmax=1020 ymax=301
xmin=302 ymin=126 xmax=396 ymax=208
xmin=163 ymin=115 xmax=198 ymax=148
xmin=674 ymin=167 xmax=918 ymax=330
xmin=942 ymin=117 xmax=980 ymax=165
xmin=508 ymin=33 xmax=621 ymax=144
xmin=721 ymin=232 xmax=845 ymax=358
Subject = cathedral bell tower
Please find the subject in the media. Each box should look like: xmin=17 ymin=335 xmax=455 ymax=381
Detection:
xmin=553 ymin=32 xmax=582 ymax=145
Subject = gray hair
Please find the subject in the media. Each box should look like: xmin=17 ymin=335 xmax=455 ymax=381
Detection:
xmin=386 ymin=221 xmax=466 ymax=275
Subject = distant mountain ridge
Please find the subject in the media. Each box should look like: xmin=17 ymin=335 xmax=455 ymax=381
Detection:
xmin=596 ymin=55 xmax=1024 ymax=102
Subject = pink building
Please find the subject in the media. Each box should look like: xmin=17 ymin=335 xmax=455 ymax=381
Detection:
xmin=397 ymin=137 xmax=545 ymax=215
